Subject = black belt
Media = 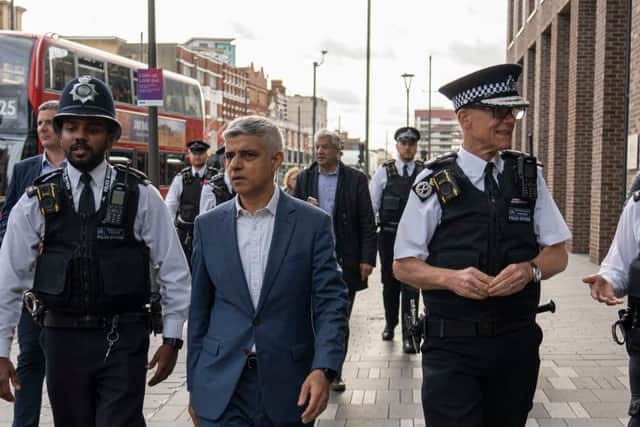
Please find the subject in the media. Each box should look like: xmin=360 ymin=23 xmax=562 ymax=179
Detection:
xmin=43 ymin=311 xmax=149 ymax=329
xmin=425 ymin=318 xmax=534 ymax=338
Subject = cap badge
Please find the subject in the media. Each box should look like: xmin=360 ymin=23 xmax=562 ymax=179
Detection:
xmin=506 ymin=75 xmax=517 ymax=91
xmin=69 ymin=76 xmax=98 ymax=105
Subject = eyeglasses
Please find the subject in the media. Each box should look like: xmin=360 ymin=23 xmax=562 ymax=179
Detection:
xmin=467 ymin=104 xmax=526 ymax=121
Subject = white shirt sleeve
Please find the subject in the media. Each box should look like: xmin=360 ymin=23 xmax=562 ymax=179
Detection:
xmin=369 ymin=166 xmax=386 ymax=216
xmin=199 ymin=184 xmax=218 ymax=215
xmin=0 ymin=194 xmax=43 ymax=357
xmin=598 ymin=200 xmax=640 ymax=296
xmin=164 ymin=174 xmax=182 ymax=220
xmin=533 ymin=171 xmax=572 ymax=246
xmin=394 ymin=168 xmax=442 ymax=261
xmin=135 ymin=184 xmax=191 ymax=339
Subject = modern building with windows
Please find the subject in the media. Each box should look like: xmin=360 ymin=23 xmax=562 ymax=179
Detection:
xmin=414 ymin=108 xmax=462 ymax=160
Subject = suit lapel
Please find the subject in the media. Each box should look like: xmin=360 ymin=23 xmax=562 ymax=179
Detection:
xmin=222 ymin=203 xmax=256 ymax=316
xmin=310 ymin=166 xmax=319 ymax=200
xmin=255 ymin=192 xmax=296 ymax=316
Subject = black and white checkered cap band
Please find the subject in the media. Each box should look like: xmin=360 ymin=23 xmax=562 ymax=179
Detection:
xmin=451 ymin=78 xmax=518 ymax=110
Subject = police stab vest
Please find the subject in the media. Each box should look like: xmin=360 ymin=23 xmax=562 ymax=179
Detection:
xmin=208 ymin=173 xmax=234 ymax=204
xmin=379 ymin=160 xmax=423 ymax=231
xmin=422 ymin=151 xmax=540 ymax=322
xmin=178 ymin=166 xmax=216 ymax=223
xmin=30 ymin=165 xmax=151 ymax=315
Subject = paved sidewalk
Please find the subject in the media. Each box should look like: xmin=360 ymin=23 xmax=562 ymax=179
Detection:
xmin=0 ymin=253 xmax=630 ymax=426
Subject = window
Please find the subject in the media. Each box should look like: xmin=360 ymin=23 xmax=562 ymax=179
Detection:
xmin=78 ymin=57 xmax=105 ymax=82
xmin=45 ymin=46 xmax=75 ymax=90
xmin=108 ymin=63 xmax=132 ymax=104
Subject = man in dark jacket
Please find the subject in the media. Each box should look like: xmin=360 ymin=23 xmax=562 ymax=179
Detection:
xmin=294 ymin=129 xmax=377 ymax=392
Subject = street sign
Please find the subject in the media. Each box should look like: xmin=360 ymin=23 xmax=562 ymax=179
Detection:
xmin=137 ymin=69 xmax=163 ymax=107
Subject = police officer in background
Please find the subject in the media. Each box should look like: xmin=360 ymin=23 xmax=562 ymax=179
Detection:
xmin=393 ymin=64 xmax=571 ymax=426
xmin=0 ymin=76 xmax=190 ymax=427
xmin=165 ymin=140 xmax=216 ymax=265
xmin=583 ymin=192 xmax=640 ymax=426
xmin=199 ymin=144 xmax=235 ymax=214
xmin=369 ymin=126 xmax=423 ymax=352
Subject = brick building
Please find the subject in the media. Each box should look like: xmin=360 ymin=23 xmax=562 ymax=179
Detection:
xmin=414 ymin=109 xmax=462 ymax=159
xmin=506 ymin=0 xmax=632 ymax=262
xmin=239 ymin=63 xmax=269 ymax=117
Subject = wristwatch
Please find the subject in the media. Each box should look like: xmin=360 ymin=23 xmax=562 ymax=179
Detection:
xmin=163 ymin=337 xmax=184 ymax=350
xmin=322 ymin=368 xmax=338 ymax=382
xmin=528 ymin=261 xmax=542 ymax=284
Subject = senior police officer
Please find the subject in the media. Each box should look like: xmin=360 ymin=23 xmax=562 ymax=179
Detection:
xmin=165 ymin=140 xmax=217 ymax=265
xmin=583 ymin=193 xmax=640 ymax=426
xmin=393 ymin=64 xmax=571 ymax=427
xmin=0 ymin=76 xmax=190 ymax=427
xmin=369 ymin=126 xmax=423 ymax=352
xmin=199 ymin=145 xmax=235 ymax=214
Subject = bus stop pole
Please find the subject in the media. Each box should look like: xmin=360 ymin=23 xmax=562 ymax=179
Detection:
xmin=147 ymin=0 xmax=160 ymax=186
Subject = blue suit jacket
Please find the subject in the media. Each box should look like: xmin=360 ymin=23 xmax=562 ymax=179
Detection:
xmin=187 ymin=190 xmax=349 ymax=422
xmin=0 ymin=155 xmax=43 ymax=244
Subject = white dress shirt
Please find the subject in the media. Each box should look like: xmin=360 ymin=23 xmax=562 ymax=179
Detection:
xmin=598 ymin=198 xmax=640 ymax=296
xmin=0 ymin=160 xmax=191 ymax=357
xmin=394 ymin=146 xmax=572 ymax=261
xmin=165 ymin=165 xmax=207 ymax=219
xmin=369 ymin=158 xmax=417 ymax=216
xmin=235 ymin=186 xmax=279 ymax=352
xmin=199 ymin=172 xmax=233 ymax=214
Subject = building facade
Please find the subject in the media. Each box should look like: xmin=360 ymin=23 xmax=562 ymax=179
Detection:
xmin=0 ymin=1 xmax=25 ymax=31
xmin=239 ymin=63 xmax=269 ymax=117
xmin=286 ymin=95 xmax=328 ymax=136
xmin=506 ymin=0 xmax=634 ymax=262
xmin=183 ymin=37 xmax=236 ymax=66
xmin=414 ymin=108 xmax=462 ymax=160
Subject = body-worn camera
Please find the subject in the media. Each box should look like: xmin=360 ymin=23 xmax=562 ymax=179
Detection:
xmin=432 ymin=169 xmax=461 ymax=204
xmin=35 ymin=184 xmax=61 ymax=215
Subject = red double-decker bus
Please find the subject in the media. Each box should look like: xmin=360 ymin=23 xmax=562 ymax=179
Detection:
xmin=0 ymin=31 xmax=206 ymax=199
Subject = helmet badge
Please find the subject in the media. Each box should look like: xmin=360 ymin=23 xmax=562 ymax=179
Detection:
xmin=69 ymin=76 xmax=98 ymax=105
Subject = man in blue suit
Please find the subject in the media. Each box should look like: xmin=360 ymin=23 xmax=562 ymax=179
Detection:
xmin=0 ymin=100 xmax=66 ymax=427
xmin=187 ymin=115 xmax=349 ymax=427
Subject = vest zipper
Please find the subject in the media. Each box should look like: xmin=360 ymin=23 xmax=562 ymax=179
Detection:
xmin=80 ymin=214 xmax=90 ymax=314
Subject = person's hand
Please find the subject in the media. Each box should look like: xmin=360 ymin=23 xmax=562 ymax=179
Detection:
xmin=487 ymin=262 xmax=531 ymax=297
xmin=360 ymin=263 xmax=374 ymax=281
xmin=188 ymin=393 xmax=200 ymax=427
xmin=448 ymin=267 xmax=492 ymax=300
xmin=582 ymin=274 xmax=624 ymax=305
xmin=147 ymin=344 xmax=179 ymax=386
xmin=0 ymin=358 xmax=19 ymax=402
xmin=297 ymin=369 xmax=330 ymax=424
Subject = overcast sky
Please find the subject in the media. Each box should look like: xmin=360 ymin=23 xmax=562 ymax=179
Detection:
xmin=17 ymin=0 xmax=508 ymax=149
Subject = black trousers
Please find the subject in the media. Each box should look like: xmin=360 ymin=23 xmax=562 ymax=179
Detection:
xmin=378 ymin=230 xmax=419 ymax=337
xmin=176 ymin=223 xmax=194 ymax=269
xmin=338 ymin=289 xmax=357 ymax=378
xmin=421 ymin=323 xmax=542 ymax=427
xmin=43 ymin=321 xmax=149 ymax=427
xmin=626 ymin=328 xmax=640 ymax=426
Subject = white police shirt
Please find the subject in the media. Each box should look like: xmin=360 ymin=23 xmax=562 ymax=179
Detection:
xmin=199 ymin=172 xmax=233 ymax=215
xmin=165 ymin=165 xmax=208 ymax=220
xmin=369 ymin=158 xmax=417 ymax=216
xmin=0 ymin=160 xmax=191 ymax=358
xmin=598 ymin=197 xmax=640 ymax=296
xmin=394 ymin=146 xmax=571 ymax=261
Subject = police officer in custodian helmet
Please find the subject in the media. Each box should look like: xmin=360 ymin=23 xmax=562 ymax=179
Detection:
xmin=392 ymin=64 xmax=571 ymax=426
xmin=0 ymin=76 xmax=190 ymax=427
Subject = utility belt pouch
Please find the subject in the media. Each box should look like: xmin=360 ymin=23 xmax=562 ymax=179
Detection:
xmin=23 ymin=291 xmax=45 ymax=326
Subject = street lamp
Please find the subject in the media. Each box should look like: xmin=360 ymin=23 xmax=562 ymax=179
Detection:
xmin=401 ymin=73 xmax=415 ymax=127
xmin=312 ymin=50 xmax=327 ymax=161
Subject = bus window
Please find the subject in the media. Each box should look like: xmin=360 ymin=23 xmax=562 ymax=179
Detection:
xmin=108 ymin=149 xmax=133 ymax=166
xmin=136 ymin=151 xmax=147 ymax=172
xmin=132 ymin=70 xmax=138 ymax=104
xmin=108 ymin=64 xmax=132 ymax=104
xmin=78 ymin=57 xmax=105 ymax=82
xmin=185 ymin=84 xmax=203 ymax=119
xmin=166 ymin=154 xmax=184 ymax=182
xmin=44 ymin=46 xmax=74 ymax=91
xmin=163 ymin=79 xmax=185 ymax=116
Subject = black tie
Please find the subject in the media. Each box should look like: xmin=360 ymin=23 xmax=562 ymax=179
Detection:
xmin=484 ymin=162 xmax=500 ymax=200
xmin=402 ymin=164 xmax=409 ymax=178
xmin=79 ymin=173 xmax=95 ymax=215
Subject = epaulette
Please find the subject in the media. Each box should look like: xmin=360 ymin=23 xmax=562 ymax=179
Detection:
xmin=383 ymin=160 xmax=398 ymax=177
xmin=27 ymin=169 xmax=63 ymax=198
xmin=210 ymin=172 xmax=225 ymax=186
xmin=113 ymin=164 xmax=151 ymax=185
xmin=425 ymin=151 xmax=457 ymax=170
xmin=633 ymin=190 xmax=640 ymax=202
xmin=32 ymin=168 xmax=63 ymax=186
xmin=415 ymin=159 xmax=424 ymax=166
